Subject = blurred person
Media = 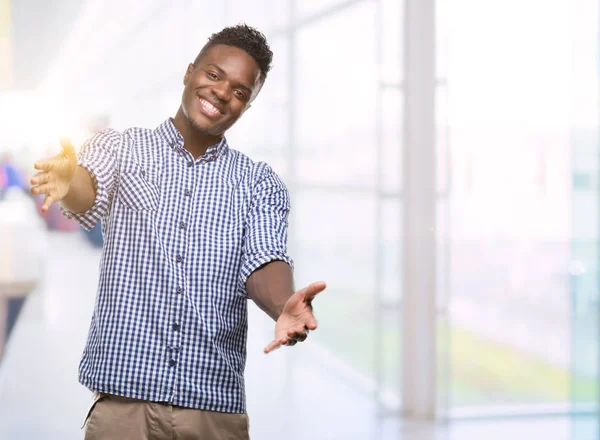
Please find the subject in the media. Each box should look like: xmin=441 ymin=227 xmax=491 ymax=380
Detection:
xmin=0 ymin=161 xmax=6 ymax=193
xmin=0 ymin=153 xmax=27 ymax=198
xmin=30 ymin=24 xmax=325 ymax=440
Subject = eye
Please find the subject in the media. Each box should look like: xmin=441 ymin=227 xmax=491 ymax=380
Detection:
xmin=207 ymin=72 xmax=218 ymax=81
xmin=234 ymin=90 xmax=247 ymax=100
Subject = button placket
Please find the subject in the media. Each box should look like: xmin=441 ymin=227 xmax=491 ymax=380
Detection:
xmin=163 ymin=137 xmax=187 ymax=401
xmin=167 ymin=345 xmax=181 ymax=369
xmin=168 ymin=149 xmax=197 ymax=375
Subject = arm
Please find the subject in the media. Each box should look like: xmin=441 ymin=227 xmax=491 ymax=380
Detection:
xmin=31 ymin=131 xmax=120 ymax=230
xmin=60 ymin=165 xmax=96 ymax=213
xmin=240 ymin=164 xmax=326 ymax=354
xmin=246 ymin=260 xmax=294 ymax=321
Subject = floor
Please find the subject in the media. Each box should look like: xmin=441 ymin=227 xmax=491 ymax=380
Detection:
xmin=0 ymin=231 xmax=596 ymax=440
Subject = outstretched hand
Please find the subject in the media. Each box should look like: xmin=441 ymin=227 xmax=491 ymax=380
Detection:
xmin=264 ymin=281 xmax=326 ymax=354
xmin=30 ymin=138 xmax=78 ymax=212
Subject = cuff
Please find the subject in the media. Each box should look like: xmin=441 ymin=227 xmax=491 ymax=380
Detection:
xmin=60 ymin=161 xmax=110 ymax=232
xmin=238 ymin=252 xmax=295 ymax=297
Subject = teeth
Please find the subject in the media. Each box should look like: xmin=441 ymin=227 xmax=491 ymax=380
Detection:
xmin=201 ymin=99 xmax=219 ymax=114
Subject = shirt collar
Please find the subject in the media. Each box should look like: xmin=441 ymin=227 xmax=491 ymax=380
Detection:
xmin=156 ymin=118 xmax=229 ymax=162
xmin=203 ymin=136 xmax=228 ymax=162
xmin=157 ymin=118 xmax=184 ymax=150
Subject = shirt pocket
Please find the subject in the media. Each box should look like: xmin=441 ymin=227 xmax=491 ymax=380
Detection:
xmin=117 ymin=159 xmax=160 ymax=211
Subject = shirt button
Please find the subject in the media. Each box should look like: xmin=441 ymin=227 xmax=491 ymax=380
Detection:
xmin=169 ymin=359 xmax=177 ymax=367
xmin=176 ymin=286 xmax=183 ymax=294
xmin=184 ymin=189 xmax=191 ymax=197
xmin=176 ymin=255 xmax=182 ymax=263
xmin=180 ymin=221 xmax=187 ymax=229
xmin=172 ymin=323 xmax=180 ymax=331
xmin=187 ymin=161 xmax=193 ymax=167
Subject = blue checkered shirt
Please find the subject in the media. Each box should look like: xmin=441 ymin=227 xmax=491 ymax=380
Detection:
xmin=62 ymin=118 xmax=293 ymax=413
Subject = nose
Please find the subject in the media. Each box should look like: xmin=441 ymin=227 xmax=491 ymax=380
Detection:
xmin=212 ymin=81 xmax=231 ymax=102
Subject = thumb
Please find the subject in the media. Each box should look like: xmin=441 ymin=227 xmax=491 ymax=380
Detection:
xmin=59 ymin=137 xmax=77 ymax=160
xmin=301 ymin=281 xmax=327 ymax=301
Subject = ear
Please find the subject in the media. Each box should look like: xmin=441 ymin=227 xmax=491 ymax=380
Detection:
xmin=183 ymin=63 xmax=195 ymax=86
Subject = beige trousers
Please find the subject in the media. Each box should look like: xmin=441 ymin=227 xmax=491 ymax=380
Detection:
xmin=83 ymin=393 xmax=250 ymax=440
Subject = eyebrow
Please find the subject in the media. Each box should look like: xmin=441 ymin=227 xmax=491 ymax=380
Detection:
xmin=206 ymin=63 xmax=253 ymax=95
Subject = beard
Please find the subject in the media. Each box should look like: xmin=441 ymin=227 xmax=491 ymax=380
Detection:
xmin=182 ymin=101 xmax=230 ymax=138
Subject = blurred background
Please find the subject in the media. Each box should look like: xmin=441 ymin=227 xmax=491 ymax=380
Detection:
xmin=0 ymin=0 xmax=599 ymax=439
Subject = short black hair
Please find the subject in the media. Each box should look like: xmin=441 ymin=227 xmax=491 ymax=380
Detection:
xmin=194 ymin=23 xmax=273 ymax=84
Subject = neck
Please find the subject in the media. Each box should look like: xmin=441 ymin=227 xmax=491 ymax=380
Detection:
xmin=173 ymin=108 xmax=222 ymax=160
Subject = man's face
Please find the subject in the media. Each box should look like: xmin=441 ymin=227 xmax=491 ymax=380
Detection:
xmin=181 ymin=44 xmax=263 ymax=137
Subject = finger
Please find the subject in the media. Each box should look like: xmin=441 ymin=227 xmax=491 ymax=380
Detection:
xmin=264 ymin=338 xmax=285 ymax=354
xmin=30 ymin=183 xmax=52 ymax=196
xmin=287 ymin=328 xmax=305 ymax=338
xmin=291 ymin=331 xmax=308 ymax=342
xmin=30 ymin=172 xmax=49 ymax=185
xmin=59 ymin=137 xmax=77 ymax=158
xmin=34 ymin=160 xmax=53 ymax=171
xmin=285 ymin=340 xmax=297 ymax=347
xmin=286 ymin=329 xmax=308 ymax=343
xmin=305 ymin=316 xmax=318 ymax=331
xmin=41 ymin=195 xmax=55 ymax=212
xmin=300 ymin=281 xmax=327 ymax=301
xmin=268 ymin=335 xmax=292 ymax=353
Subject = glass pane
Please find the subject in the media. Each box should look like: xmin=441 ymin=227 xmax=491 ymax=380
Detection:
xmin=571 ymin=141 xmax=600 ymax=410
xmin=295 ymin=0 xmax=353 ymax=21
xmin=224 ymin=0 xmax=289 ymax=32
xmin=381 ymin=0 xmax=404 ymax=84
xmin=380 ymin=199 xmax=402 ymax=304
xmin=436 ymin=0 xmax=449 ymax=80
xmin=377 ymin=310 xmax=402 ymax=412
xmin=437 ymin=188 xmax=452 ymax=416
xmin=295 ymin=1 xmax=377 ymax=187
xmin=570 ymin=0 xmax=600 ymax=438
xmin=442 ymin=0 xmax=594 ymax=413
xmin=436 ymin=86 xmax=450 ymax=196
xmin=378 ymin=200 xmax=402 ymax=411
xmin=381 ymin=88 xmax=403 ymax=193
xmin=291 ymin=190 xmax=376 ymax=379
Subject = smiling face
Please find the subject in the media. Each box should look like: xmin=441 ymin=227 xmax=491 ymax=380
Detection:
xmin=180 ymin=44 xmax=263 ymax=137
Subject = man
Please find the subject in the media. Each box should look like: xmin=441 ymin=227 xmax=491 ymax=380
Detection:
xmin=30 ymin=24 xmax=325 ymax=440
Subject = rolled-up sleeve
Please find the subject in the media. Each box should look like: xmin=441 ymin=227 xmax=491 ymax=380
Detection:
xmin=239 ymin=163 xmax=294 ymax=294
xmin=60 ymin=129 xmax=121 ymax=231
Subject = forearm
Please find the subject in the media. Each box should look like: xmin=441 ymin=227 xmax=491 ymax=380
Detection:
xmin=61 ymin=166 xmax=96 ymax=213
xmin=246 ymin=260 xmax=294 ymax=321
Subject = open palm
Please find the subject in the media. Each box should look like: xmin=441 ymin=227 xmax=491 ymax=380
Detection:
xmin=30 ymin=138 xmax=78 ymax=212
xmin=264 ymin=281 xmax=326 ymax=354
